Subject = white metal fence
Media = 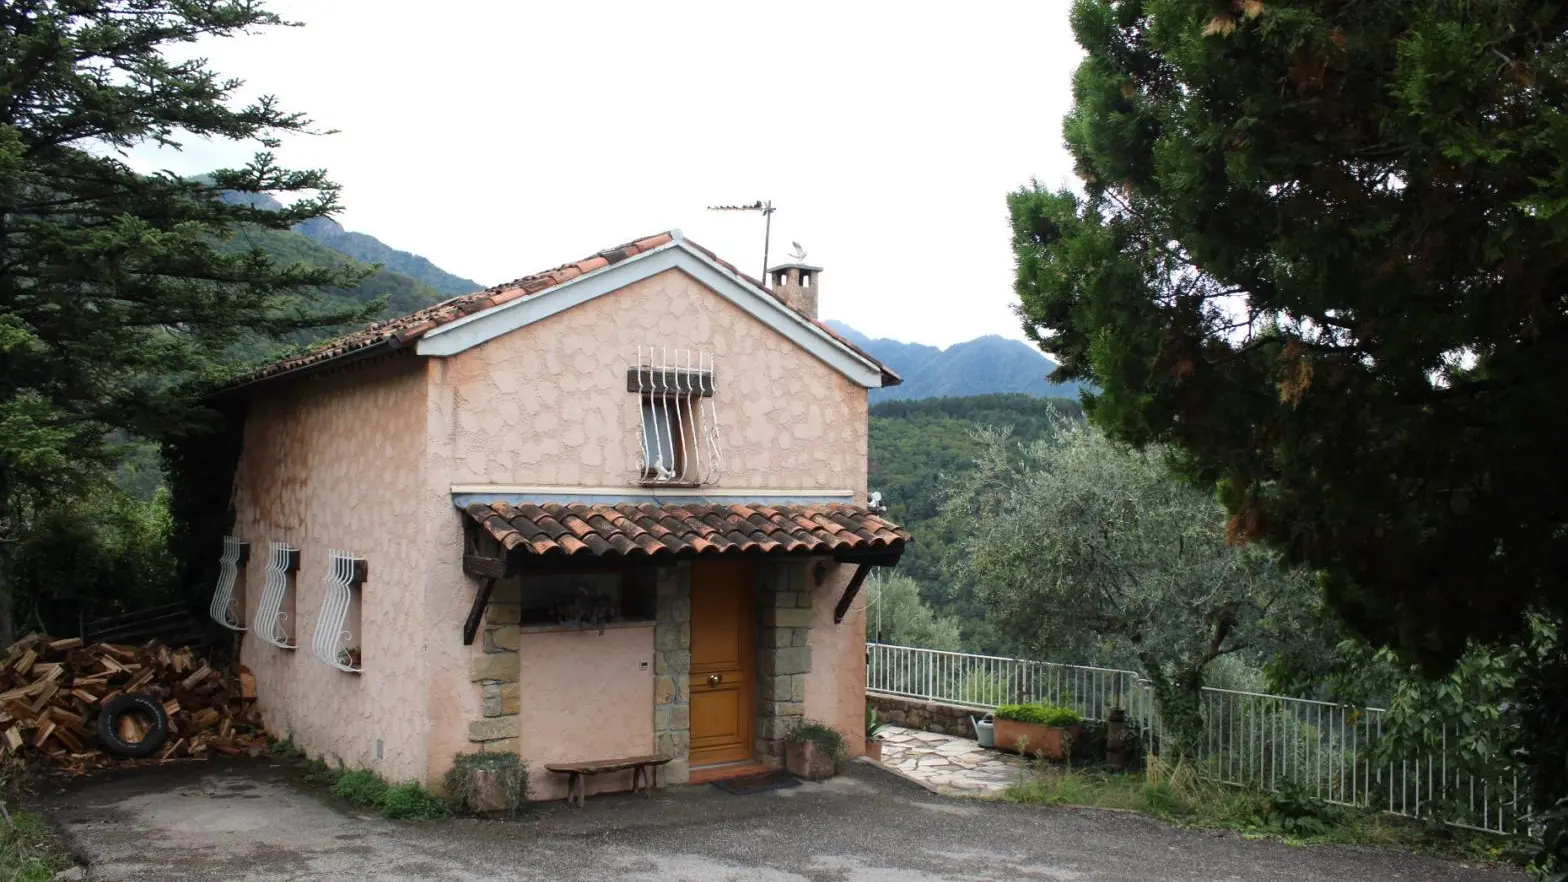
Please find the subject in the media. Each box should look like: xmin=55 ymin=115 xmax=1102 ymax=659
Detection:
xmin=866 ymin=643 xmax=1528 ymax=834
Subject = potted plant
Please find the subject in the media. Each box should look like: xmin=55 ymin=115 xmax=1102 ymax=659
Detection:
xmin=785 ymin=720 xmax=846 ymax=780
xmin=336 ymin=646 xmax=362 ymax=669
xmin=993 ymin=703 xmax=1082 ymax=760
xmin=864 ymin=706 xmax=891 ymax=762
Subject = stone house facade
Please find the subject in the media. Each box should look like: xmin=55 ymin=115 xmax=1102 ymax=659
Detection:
xmin=207 ymin=230 xmax=906 ymax=800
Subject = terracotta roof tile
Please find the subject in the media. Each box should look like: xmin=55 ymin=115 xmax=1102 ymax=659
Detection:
xmin=224 ymin=230 xmax=899 ymax=390
xmin=464 ymin=502 xmax=908 ymax=561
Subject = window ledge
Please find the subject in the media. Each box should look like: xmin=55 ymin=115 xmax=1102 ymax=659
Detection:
xmin=516 ymin=620 xmax=655 ymax=635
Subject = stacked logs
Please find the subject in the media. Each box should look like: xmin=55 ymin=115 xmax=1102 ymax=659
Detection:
xmin=0 ymin=633 xmax=266 ymax=772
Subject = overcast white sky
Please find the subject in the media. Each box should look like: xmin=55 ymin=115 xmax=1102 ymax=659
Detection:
xmin=129 ymin=1 xmax=1083 ymax=348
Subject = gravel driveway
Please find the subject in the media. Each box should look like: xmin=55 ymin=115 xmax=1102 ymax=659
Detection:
xmin=40 ymin=757 xmax=1525 ymax=882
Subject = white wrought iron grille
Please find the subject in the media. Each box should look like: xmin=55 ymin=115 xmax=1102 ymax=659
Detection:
xmin=207 ymin=536 xmax=249 ymax=631
xmin=312 ymin=550 xmax=366 ymax=673
xmin=632 ymin=346 xmax=721 ymax=485
xmin=255 ymin=542 xmax=298 ymax=650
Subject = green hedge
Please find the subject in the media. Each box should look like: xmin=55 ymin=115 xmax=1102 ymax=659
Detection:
xmin=995 ymin=703 xmax=1082 ymax=727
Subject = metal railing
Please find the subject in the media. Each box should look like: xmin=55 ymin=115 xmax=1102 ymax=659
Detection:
xmin=1195 ymin=687 xmax=1527 ymax=835
xmin=866 ymin=643 xmax=1528 ymax=834
xmin=866 ymin=643 xmax=1149 ymax=725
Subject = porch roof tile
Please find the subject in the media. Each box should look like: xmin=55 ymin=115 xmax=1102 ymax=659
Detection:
xmin=463 ymin=501 xmax=909 ymax=560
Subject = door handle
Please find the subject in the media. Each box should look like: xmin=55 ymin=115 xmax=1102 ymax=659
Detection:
xmin=707 ymin=674 xmax=721 ymax=687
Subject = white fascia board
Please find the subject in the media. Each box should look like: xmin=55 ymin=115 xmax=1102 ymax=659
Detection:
xmin=414 ymin=239 xmax=886 ymax=388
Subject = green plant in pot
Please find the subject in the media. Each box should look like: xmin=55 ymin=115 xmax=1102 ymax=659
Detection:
xmin=864 ymin=706 xmax=892 ymax=763
xmin=786 ymin=720 xmax=847 ymax=781
xmin=993 ymin=703 xmax=1082 ymax=760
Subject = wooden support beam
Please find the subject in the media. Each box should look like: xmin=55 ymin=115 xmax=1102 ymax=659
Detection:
xmin=463 ymin=554 xmax=508 ymax=579
xmin=833 ymin=563 xmax=874 ymax=624
xmin=462 ymin=578 xmax=497 ymax=646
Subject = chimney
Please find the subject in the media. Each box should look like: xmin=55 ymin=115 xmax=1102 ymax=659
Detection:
xmin=768 ymin=261 xmax=822 ymax=318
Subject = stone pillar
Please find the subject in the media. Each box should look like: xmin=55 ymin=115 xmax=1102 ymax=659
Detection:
xmin=754 ymin=562 xmax=813 ymax=766
xmin=652 ymin=564 xmax=691 ymax=784
xmin=467 ymin=579 xmax=521 ymax=754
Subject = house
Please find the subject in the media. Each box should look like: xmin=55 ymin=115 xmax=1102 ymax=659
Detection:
xmin=205 ymin=230 xmax=908 ymax=800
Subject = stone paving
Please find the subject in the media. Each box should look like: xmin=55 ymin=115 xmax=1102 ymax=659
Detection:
xmin=875 ymin=724 xmax=1032 ymax=797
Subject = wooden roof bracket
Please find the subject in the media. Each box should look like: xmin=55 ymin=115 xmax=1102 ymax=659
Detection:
xmin=831 ymin=549 xmax=903 ymax=624
xmin=461 ymin=518 xmax=510 ymax=646
xmin=463 ymin=577 xmax=496 ymax=647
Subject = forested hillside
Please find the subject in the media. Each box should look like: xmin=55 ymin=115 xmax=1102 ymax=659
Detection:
xmin=868 ymin=394 xmax=1082 ymax=653
xmin=294 ymin=217 xmax=482 ymax=296
xmin=226 ymin=225 xmax=448 ymax=320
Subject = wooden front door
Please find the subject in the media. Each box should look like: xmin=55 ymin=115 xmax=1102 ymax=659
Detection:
xmin=688 ymin=560 xmax=755 ymax=767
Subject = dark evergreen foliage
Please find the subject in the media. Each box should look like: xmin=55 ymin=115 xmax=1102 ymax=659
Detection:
xmin=0 ymin=0 xmax=377 ymax=637
xmin=1010 ymin=0 xmax=1568 ymax=844
xmin=1010 ymin=0 xmax=1568 ymax=671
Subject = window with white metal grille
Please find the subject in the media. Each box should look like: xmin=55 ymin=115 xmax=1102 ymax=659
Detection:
xmin=312 ymin=550 xmax=366 ymax=673
xmin=630 ymin=347 xmax=720 ymax=485
xmin=255 ymin=542 xmax=300 ymax=649
xmin=207 ymin=537 xmax=250 ymax=631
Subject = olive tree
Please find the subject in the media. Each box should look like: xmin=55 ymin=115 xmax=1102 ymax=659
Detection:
xmin=864 ymin=571 xmax=963 ymax=652
xmin=951 ymin=421 xmax=1315 ymax=755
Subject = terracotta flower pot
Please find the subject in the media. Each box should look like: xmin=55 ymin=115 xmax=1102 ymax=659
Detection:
xmin=864 ymin=737 xmax=883 ymax=763
xmin=785 ymin=739 xmax=837 ymax=780
xmin=993 ymin=719 xmax=1081 ymax=760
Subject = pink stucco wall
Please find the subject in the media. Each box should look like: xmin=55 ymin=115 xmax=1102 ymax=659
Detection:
xmin=442 ymin=267 xmax=869 ymax=493
xmin=228 ymin=264 xmax=877 ymax=789
xmin=517 ymin=626 xmax=655 ymax=800
xmin=231 ymin=354 xmax=442 ymax=783
xmin=805 ymin=563 xmax=869 ymax=758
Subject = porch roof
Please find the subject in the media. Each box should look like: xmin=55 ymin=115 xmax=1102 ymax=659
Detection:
xmin=462 ymin=501 xmax=909 ymax=561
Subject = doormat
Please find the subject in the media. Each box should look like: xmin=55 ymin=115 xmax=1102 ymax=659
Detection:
xmin=711 ymin=771 xmax=802 ymax=796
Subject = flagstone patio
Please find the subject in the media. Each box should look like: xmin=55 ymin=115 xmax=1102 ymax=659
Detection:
xmin=874 ymin=724 xmax=1033 ymax=796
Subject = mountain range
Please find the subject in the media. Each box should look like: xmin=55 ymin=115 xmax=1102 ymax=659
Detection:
xmin=223 ymin=194 xmax=1079 ymax=401
xmin=825 ymin=321 xmax=1082 ymax=402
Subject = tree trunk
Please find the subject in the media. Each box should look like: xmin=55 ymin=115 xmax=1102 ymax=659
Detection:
xmin=1141 ymin=654 xmax=1205 ymax=761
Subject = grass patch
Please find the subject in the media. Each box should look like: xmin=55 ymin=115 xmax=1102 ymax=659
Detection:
xmin=268 ymin=736 xmax=307 ymax=760
xmin=0 ymin=810 xmax=76 ymax=882
xmin=1003 ymin=758 xmax=1529 ymax=867
xmin=1003 ymin=768 xmax=1164 ymax=812
xmin=332 ymin=769 xmax=389 ymax=805
xmin=279 ymin=745 xmax=451 ymax=821
xmin=330 ymin=768 xmax=448 ymax=819
xmin=379 ymin=782 xmax=451 ymax=820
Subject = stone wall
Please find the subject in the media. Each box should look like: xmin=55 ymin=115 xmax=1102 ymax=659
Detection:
xmin=653 ymin=564 xmax=692 ymax=785
xmin=755 ymin=563 xmax=812 ymax=766
xmin=867 ymin=692 xmax=983 ymax=739
xmin=467 ymin=580 xmax=522 ymax=754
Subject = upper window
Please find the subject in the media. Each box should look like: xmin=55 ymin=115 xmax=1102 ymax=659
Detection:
xmin=629 ymin=347 xmax=721 ymax=485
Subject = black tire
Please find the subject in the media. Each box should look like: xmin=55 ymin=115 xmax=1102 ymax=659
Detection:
xmin=96 ymin=692 xmax=169 ymax=758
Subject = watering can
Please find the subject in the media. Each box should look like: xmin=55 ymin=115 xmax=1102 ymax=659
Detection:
xmin=971 ymin=713 xmax=996 ymax=749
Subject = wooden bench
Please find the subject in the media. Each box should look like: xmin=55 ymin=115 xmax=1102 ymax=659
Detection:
xmin=545 ymin=754 xmax=673 ymax=807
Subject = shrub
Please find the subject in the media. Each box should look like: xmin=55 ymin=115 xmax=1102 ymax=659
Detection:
xmin=995 ymin=703 xmax=1082 ymax=727
xmin=268 ymin=736 xmax=306 ymax=760
xmin=330 ymin=768 xmax=450 ymax=820
xmin=865 ymin=706 xmax=891 ymax=739
xmin=379 ymin=781 xmax=451 ymax=820
xmin=443 ymin=752 xmax=528 ymax=819
xmin=332 ymin=769 xmax=387 ymax=806
xmin=789 ymin=720 xmax=847 ymax=758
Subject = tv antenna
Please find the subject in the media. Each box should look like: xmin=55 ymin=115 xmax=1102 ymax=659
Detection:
xmin=706 ymin=200 xmax=775 ymax=283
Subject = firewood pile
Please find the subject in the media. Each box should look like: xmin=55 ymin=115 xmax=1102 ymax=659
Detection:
xmin=0 ymin=633 xmax=266 ymax=773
